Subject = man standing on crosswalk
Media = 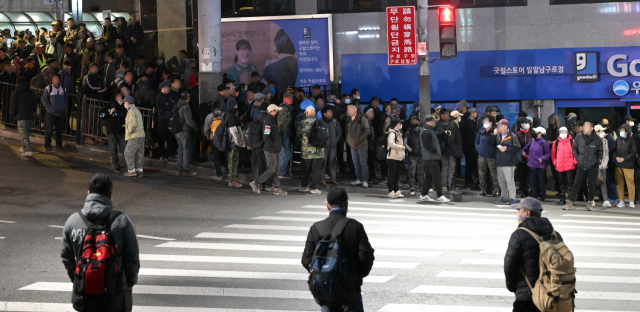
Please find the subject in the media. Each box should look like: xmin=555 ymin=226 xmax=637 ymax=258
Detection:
xmin=302 ymin=188 xmax=375 ymax=312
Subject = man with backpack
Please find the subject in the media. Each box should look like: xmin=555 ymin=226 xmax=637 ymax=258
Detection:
xmin=61 ymin=172 xmax=140 ymax=312
xmin=489 ymin=119 xmax=521 ymax=205
xmin=204 ymin=98 xmax=226 ymax=181
xmin=505 ymin=197 xmax=574 ymax=312
xmin=250 ymin=104 xmax=286 ymax=195
xmin=301 ymin=187 xmax=375 ymax=312
xmin=42 ymin=74 xmax=68 ymax=152
xmin=173 ymin=91 xmax=199 ymax=177
xmin=298 ymin=106 xmax=326 ymax=194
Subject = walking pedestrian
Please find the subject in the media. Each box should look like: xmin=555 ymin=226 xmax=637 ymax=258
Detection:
xmin=321 ymin=106 xmax=342 ymax=185
xmin=475 ymin=115 xmax=499 ymax=197
xmin=521 ymin=127 xmax=551 ymax=201
xmin=551 ymin=127 xmax=576 ymax=206
xmin=123 ymin=96 xmax=145 ymax=177
xmin=612 ymin=123 xmax=637 ymax=208
xmin=251 ymin=104 xmax=287 ymax=195
xmin=298 ymin=106 xmax=325 ymax=194
xmin=420 ymin=115 xmax=450 ymax=203
xmin=9 ymin=77 xmax=37 ymax=157
xmin=563 ymin=121 xmax=603 ymax=211
xmin=174 ymin=91 xmax=199 ymax=176
xmin=405 ymin=115 xmax=423 ymax=196
xmin=100 ymin=92 xmax=127 ymax=172
xmin=41 ymin=74 xmax=68 ymax=152
xmin=346 ymin=103 xmax=371 ymax=188
xmin=490 ymin=119 xmax=520 ymax=205
xmin=386 ymin=117 xmax=406 ymax=198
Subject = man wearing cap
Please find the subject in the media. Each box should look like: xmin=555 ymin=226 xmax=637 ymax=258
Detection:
xmin=216 ymin=83 xmax=237 ymax=113
xmin=563 ymin=121 xmax=603 ymax=211
xmin=595 ymin=125 xmax=615 ymax=208
xmin=156 ymin=80 xmax=177 ymax=161
xmin=30 ymin=42 xmax=47 ymax=69
xmin=489 ymin=119 xmax=520 ymax=205
xmin=64 ymin=18 xmax=80 ymax=46
xmin=298 ymin=106 xmax=325 ymax=194
xmin=515 ymin=118 xmax=533 ymax=197
xmin=278 ymin=91 xmax=294 ymax=177
xmin=174 ymin=91 xmax=199 ymax=176
xmin=566 ymin=113 xmax=578 ymax=137
xmin=114 ymin=17 xmax=127 ymax=48
xmin=521 ymin=126 xmax=551 ymax=201
xmin=476 ymin=114 xmax=500 ymax=197
xmin=123 ymin=95 xmax=145 ymax=177
xmin=250 ymin=104 xmax=286 ymax=195
xmin=457 ymin=100 xmax=468 ymax=116
xmin=60 ymin=42 xmax=80 ymax=79
xmin=442 ymin=110 xmax=463 ymax=191
xmin=102 ymin=17 xmax=118 ymax=51
xmin=505 ymin=197 xmax=563 ymax=312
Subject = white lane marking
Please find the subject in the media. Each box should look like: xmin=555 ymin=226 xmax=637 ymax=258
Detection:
xmin=481 ymin=249 xmax=640 ymax=259
xmin=378 ymin=304 xmax=637 ymax=312
xmin=0 ymin=301 xmax=313 ymax=312
xmin=0 ymin=237 xmax=4 ymax=239
xmin=553 ymin=218 xmax=640 ymax=226
xmin=461 ymin=258 xmax=640 ymax=270
xmin=223 ymin=224 xmax=483 ymax=238
xmin=137 ymin=234 xmax=175 ymax=241
xmin=562 ymin=214 xmax=640 ymax=220
xmin=140 ymin=254 xmax=419 ymax=269
xmin=253 ymin=216 xmax=512 ymax=227
xmin=537 ymin=232 xmax=640 ymax=240
xmin=48 ymin=225 xmax=64 ymax=229
xmin=436 ymin=271 xmax=640 ymax=284
xmin=55 ymin=237 xmax=62 ymax=240
xmin=297 ymin=207 xmax=515 ymax=219
xmin=276 ymin=210 xmax=513 ymax=224
xmin=485 ymin=240 xmax=640 ymax=250
xmin=194 ymin=233 xmax=481 ymax=250
xmin=410 ymin=285 xmax=640 ymax=301
xmin=0 ymin=220 xmax=16 ymax=223
xmin=139 ymin=268 xmax=393 ymax=283
xmin=20 ymin=282 xmax=313 ymax=299
xmin=550 ymin=224 xmax=640 ymax=232
xmin=155 ymin=242 xmax=442 ymax=258
xmin=347 ymin=201 xmax=513 ymax=212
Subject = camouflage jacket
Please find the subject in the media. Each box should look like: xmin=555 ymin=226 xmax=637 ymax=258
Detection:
xmin=277 ymin=103 xmax=292 ymax=137
xmin=298 ymin=115 xmax=324 ymax=159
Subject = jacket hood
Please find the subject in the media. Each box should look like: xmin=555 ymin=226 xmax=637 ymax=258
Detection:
xmin=558 ymin=134 xmax=573 ymax=142
xmin=548 ymin=113 xmax=560 ymax=128
xmin=618 ymin=123 xmax=632 ymax=135
xmin=82 ymin=193 xmax=114 ymax=221
xmin=16 ymin=80 xmax=29 ymax=91
xmin=176 ymin=99 xmax=188 ymax=109
xmin=519 ymin=216 xmax=554 ymax=237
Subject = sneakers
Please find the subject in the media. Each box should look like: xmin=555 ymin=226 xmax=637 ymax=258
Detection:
xmin=396 ymin=191 xmax=405 ymax=198
xmin=562 ymin=200 xmax=574 ymax=210
xmin=603 ymin=200 xmax=612 ymax=208
xmin=184 ymin=171 xmax=197 ymax=177
xmin=273 ymin=188 xmax=288 ymax=196
xmin=298 ymin=186 xmax=310 ymax=192
xmin=228 ymin=180 xmax=243 ymax=188
xmin=617 ymin=201 xmax=625 ymax=208
xmin=351 ymin=180 xmax=363 ymax=185
xmin=19 ymin=147 xmax=24 ymax=155
xmin=45 ymin=147 xmax=53 ymax=153
xmin=492 ymin=191 xmax=500 ymax=197
xmin=174 ymin=170 xmax=183 ymax=176
xmin=23 ymin=151 xmax=33 ymax=157
xmin=250 ymin=181 xmax=260 ymax=194
xmin=630 ymin=201 xmax=636 ymax=208
xmin=409 ymin=188 xmax=416 ymax=196
xmin=55 ymin=146 xmax=66 ymax=152
xmin=436 ymin=195 xmax=450 ymax=203
xmin=479 ymin=190 xmax=487 ymax=197
xmin=509 ymin=199 xmax=516 ymax=205
xmin=419 ymin=195 xmax=433 ymax=202
xmin=331 ymin=179 xmax=339 ymax=185
xmin=310 ymin=189 xmax=322 ymax=194
xmin=325 ymin=174 xmax=331 ymax=180
xmin=213 ymin=176 xmax=224 ymax=181
xmin=495 ymin=198 xmax=509 ymax=205
xmin=388 ymin=191 xmax=398 ymax=199
xmin=557 ymin=199 xmax=566 ymax=206
xmin=264 ymin=185 xmax=274 ymax=192
xmin=587 ymin=201 xmax=595 ymax=211
xmin=123 ymin=172 xmax=137 ymax=177
xmin=362 ymin=182 xmax=369 ymax=188
xmin=137 ymin=171 xmax=144 ymax=178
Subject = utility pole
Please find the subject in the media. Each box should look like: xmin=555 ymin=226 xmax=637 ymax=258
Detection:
xmin=197 ymin=0 xmax=223 ymax=105
xmin=55 ymin=0 xmax=64 ymax=21
xmin=417 ymin=0 xmax=430 ymax=123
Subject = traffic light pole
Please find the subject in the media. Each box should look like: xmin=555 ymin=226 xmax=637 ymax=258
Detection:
xmin=417 ymin=0 xmax=430 ymax=124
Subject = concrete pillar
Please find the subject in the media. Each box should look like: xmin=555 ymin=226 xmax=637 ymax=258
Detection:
xmin=197 ymin=0 xmax=223 ymax=104
xmin=156 ymin=0 xmax=187 ymax=62
xmin=417 ymin=0 xmax=430 ymax=123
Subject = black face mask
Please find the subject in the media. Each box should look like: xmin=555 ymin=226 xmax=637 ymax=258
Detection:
xmin=410 ymin=123 xmax=419 ymax=128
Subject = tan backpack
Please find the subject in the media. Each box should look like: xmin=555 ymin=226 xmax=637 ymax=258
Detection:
xmin=519 ymin=228 xmax=577 ymax=312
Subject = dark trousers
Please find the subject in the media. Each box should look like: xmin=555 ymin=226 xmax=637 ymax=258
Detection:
xmin=569 ymin=167 xmax=598 ymax=202
xmin=607 ymin=165 xmax=617 ymax=201
xmin=251 ymin=148 xmax=266 ymax=180
xmin=558 ymin=169 xmax=575 ymax=200
xmin=422 ymin=159 xmax=443 ymax=197
xmin=107 ymin=133 xmax=126 ymax=169
xmin=550 ymin=162 xmax=560 ymax=192
xmin=513 ymin=299 xmax=540 ymax=312
xmin=635 ymin=166 xmax=640 ymax=203
xmin=321 ymin=292 xmax=364 ymax=312
xmin=464 ymin=152 xmax=478 ymax=186
xmin=301 ymin=158 xmax=322 ymax=189
xmin=337 ymin=139 xmax=352 ymax=175
xmin=123 ymin=286 xmax=132 ymax=312
xmin=518 ymin=164 xmax=530 ymax=195
xmin=211 ymin=144 xmax=224 ymax=177
xmin=157 ymin=121 xmax=176 ymax=158
xmin=368 ymin=149 xmax=388 ymax=180
xmin=258 ymin=151 xmax=280 ymax=188
xmin=387 ymin=159 xmax=402 ymax=192
xmin=44 ymin=113 xmax=64 ymax=148
xmin=529 ymin=167 xmax=547 ymax=200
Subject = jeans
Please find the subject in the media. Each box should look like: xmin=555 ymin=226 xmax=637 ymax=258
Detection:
xmin=323 ymin=146 xmax=338 ymax=181
xmin=321 ymin=292 xmax=364 ymax=312
xmin=422 ymin=159 xmax=443 ymax=198
xmin=108 ymin=133 xmax=126 ymax=169
xmin=497 ymin=166 xmax=517 ymax=200
xmin=175 ymin=131 xmax=192 ymax=171
xmin=607 ymin=165 xmax=618 ymax=201
xmin=558 ymin=170 xmax=575 ymax=201
xmin=441 ymin=155 xmax=456 ymax=187
xmin=569 ymin=167 xmax=598 ymax=202
xmin=616 ymin=167 xmax=635 ymax=202
xmin=512 ymin=299 xmax=540 ymax=312
xmin=478 ymin=156 xmax=498 ymax=193
xmin=45 ymin=113 xmax=64 ymax=148
xmin=301 ymin=158 xmax=322 ymax=189
xmin=387 ymin=159 xmax=402 ymax=192
xmin=279 ymin=136 xmax=291 ymax=176
xmin=407 ymin=155 xmax=424 ymax=189
xmin=529 ymin=167 xmax=547 ymax=199
xmin=258 ymin=151 xmax=280 ymax=188
xmin=464 ymin=151 xmax=478 ymax=186
xmin=350 ymin=145 xmax=369 ymax=182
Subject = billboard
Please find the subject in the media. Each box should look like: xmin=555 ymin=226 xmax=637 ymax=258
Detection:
xmin=221 ymin=15 xmax=332 ymax=94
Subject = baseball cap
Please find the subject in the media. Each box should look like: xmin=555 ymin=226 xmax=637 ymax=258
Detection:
xmin=457 ymin=100 xmax=468 ymax=109
xmin=189 ymin=58 xmax=197 ymax=64
xmin=267 ymin=104 xmax=282 ymax=112
xmin=262 ymin=87 xmax=271 ymax=95
xmin=124 ymin=96 xmax=134 ymax=104
xmin=327 ymin=188 xmax=349 ymax=206
xmin=305 ymin=105 xmax=316 ymax=113
xmin=35 ymin=43 xmax=45 ymax=48
xmin=217 ymin=84 xmax=228 ymax=92
xmin=486 ymin=106 xmax=497 ymax=113
xmin=566 ymin=112 xmax=577 ymax=119
xmin=511 ymin=197 xmax=543 ymax=213
xmin=254 ymin=93 xmax=265 ymax=100
xmin=433 ymin=104 xmax=443 ymax=111
xmin=467 ymin=107 xmax=477 ymax=113
xmin=283 ymin=91 xmax=294 ymax=98
xmin=180 ymin=91 xmax=190 ymax=100
xmin=497 ymin=119 xmax=509 ymax=127
xmin=450 ymin=110 xmax=462 ymax=118
xmin=424 ymin=115 xmax=437 ymax=123
xmin=594 ymin=125 xmax=604 ymax=132
xmin=623 ymin=115 xmax=636 ymax=121
xmin=532 ymin=126 xmax=546 ymax=135
xmin=159 ymin=80 xmax=171 ymax=89
xmin=312 ymin=84 xmax=321 ymax=89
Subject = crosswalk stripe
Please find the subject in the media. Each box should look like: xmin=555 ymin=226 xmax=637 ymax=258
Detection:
xmin=0 ymin=301 xmax=313 ymax=312
xmin=48 ymin=225 xmax=64 ymax=229
xmin=480 ymin=249 xmax=640 ymax=259
xmin=0 ymin=220 xmax=16 ymax=223
xmin=140 ymin=254 xmax=420 ymax=269
xmin=253 ymin=216 xmax=512 ymax=227
xmin=223 ymin=224 xmax=484 ymax=238
xmin=194 ymin=233 xmax=482 ymax=250
xmin=347 ymin=201 xmax=515 ymax=212
xmin=20 ymin=282 xmax=314 ymax=299
xmin=276 ymin=210 xmax=513 ymax=223
xmin=562 ymin=214 xmax=640 ymax=220
xmin=488 ymin=240 xmax=640 ymax=249
xmin=461 ymin=258 xmax=640 ymax=270
xmin=378 ymin=303 xmax=637 ymax=312
xmin=435 ymin=271 xmax=640 ymax=284
xmin=138 ymin=268 xmax=393 ymax=283
xmin=155 ymin=242 xmax=442 ymax=257
xmin=410 ymin=285 xmax=640 ymax=301
xmin=291 ymin=208 xmax=515 ymax=219
xmin=551 ymin=224 xmax=640 ymax=232
xmin=137 ymin=235 xmax=175 ymax=241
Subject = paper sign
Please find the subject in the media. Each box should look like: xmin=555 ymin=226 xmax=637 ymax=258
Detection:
xmin=418 ymin=42 xmax=427 ymax=56
xmin=202 ymin=48 xmax=210 ymax=60
xmin=201 ymin=61 xmax=212 ymax=72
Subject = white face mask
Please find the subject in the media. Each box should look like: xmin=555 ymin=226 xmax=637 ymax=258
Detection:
xmin=599 ymin=133 xmax=605 ymax=138
xmin=559 ymin=133 xmax=567 ymax=139
xmin=522 ymin=124 xmax=530 ymax=130
xmin=399 ymin=124 xmax=402 ymax=130
xmin=629 ymin=121 xmax=635 ymax=127
xmin=483 ymin=122 xmax=491 ymax=129
xmin=620 ymin=131 xmax=626 ymax=138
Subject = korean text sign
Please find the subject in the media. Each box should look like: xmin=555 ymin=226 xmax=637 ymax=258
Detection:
xmin=387 ymin=6 xmax=417 ymax=66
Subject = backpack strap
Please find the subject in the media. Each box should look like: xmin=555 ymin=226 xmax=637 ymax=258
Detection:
xmin=330 ymin=217 xmax=352 ymax=240
xmin=518 ymin=227 xmax=542 ymax=243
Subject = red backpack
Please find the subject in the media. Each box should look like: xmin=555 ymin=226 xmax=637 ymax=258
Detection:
xmin=73 ymin=211 xmax=123 ymax=312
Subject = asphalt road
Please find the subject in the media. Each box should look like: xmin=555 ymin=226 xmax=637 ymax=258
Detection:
xmin=1 ymin=140 xmax=639 ymax=312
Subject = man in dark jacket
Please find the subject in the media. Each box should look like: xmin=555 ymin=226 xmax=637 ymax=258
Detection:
xmin=42 ymin=74 xmax=68 ymax=152
xmin=156 ymin=80 xmax=176 ymax=161
xmin=443 ymin=110 xmax=463 ymax=191
xmin=563 ymin=121 xmax=603 ymax=211
xmin=346 ymin=104 xmax=372 ymax=188
xmin=476 ymin=114 xmax=499 ymax=197
xmin=251 ymin=104 xmax=286 ymax=195
xmin=0 ymin=62 xmax=17 ymax=84
xmin=420 ymin=115 xmax=450 ymax=203
xmin=516 ymin=118 xmax=533 ymax=197
xmin=612 ymin=123 xmax=637 ymax=208
xmin=461 ymin=108 xmax=478 ymax=189
xmin=102 ymin=17 xmax=118 ymax=51
xmin=247 ymin=71 xmax=266 ymax=94
xmin=60 ymin=43 xmax=80 ymax=80
xmin=175 ymin=91 xmax=199 ymax=176
xmin=321 ymin=106 xmax=342 ymax=185
xmin=100 ymin=93 xmax=128 ymax=172
xmin=9 ymin=77 xmax=37 ymax=157
xmin=124 ymin=15 xmax=144 ymax=62
xmin=61 ymin=173 xmax=139 ymax=312
xmin=547 ymin=113 xmax=561 ymax=193
xmin=489 ymin=119 xmax=521 ymax=205
xmin=301 ymin=188 xmax=374 ymax=311
xmin=504 ymin=197 xmax=561 ymax=312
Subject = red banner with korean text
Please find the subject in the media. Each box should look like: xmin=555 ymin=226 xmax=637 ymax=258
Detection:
xmin=386 ymin=6 xmax=417 ymax=66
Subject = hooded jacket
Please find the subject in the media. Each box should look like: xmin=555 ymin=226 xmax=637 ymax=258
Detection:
xmin=420 ymin=124 xmax=441 ymax=161
xmin=504 ymin=217 xmax=562 ymax=301
xmin=176 ymin=99 xmax=198 ymax=133
xmin=386 ymin=128 xmax=405 ymax=161
xmin=41 ymin=83 xmax=68 ymax=116
xmin=9 ymin=80 xmax=37 ymax=121
xmin=546 ymin=113 xmax=560 ymax=142
xmin=488 ymin=131 xmax=521 ymax=167
xmin=475 ymin=125 xmax=496 ymax=159
xmin=612 ymin=124 xmax=638 ymax=169
xmin=61 ymin=193 xmax=140 ymax=288
xmin=521 ymin=137 xmax=551 ymax=170
xmin=573 ymin=132 xmax=604 ymax=171
xmin=346 ymin=110 xmax=372 ymax=149
xmin=405 ymin=125 xmax=422 ymax=157
xmin=551 ymin=134 xmax=577 ymax=172
xmin=134 ymin=79 xmax=157 ymax=109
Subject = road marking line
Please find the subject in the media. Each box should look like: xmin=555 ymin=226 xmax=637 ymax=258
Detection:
xmin=409 ymin=285 xmax=640 ymax=301
xmin=194 ymin=233 xmax=481 ymax=250
xmin=253 ymin=216 xmax=512 ymax=226
xmin=297 ymin=207 xmax=515 ymax=219
xmin=276 ymin=210 xmax=513 ymax=223
xmin=0 ymin=237 xmax=4 ymax=239
xmin=140 ymin=254 xmax=419 ymax=269
xmin=562 ymin=214 xmax=640 ymax=220
xmin=378 ymin=304 xmax=637 ymax=312
xmin=20 ymin=282 xmax=314 ymax=299
xmin=0 ymin=220 xmax=16 ymax=223
xmin=0 ymin=301 xmax=314 ymax=312
xmin=223 ymin=224 xmax=483 ymax=238
xmin=48 ymin=225 xmax=64 ymax=229
xmin=481 ymin=249 xmax=640 ymax=259
xmin=138 ymin=268 xmax=393 ymax=283
xmin=137 ymin=234 xmax=176 ymax=241
xmin=436 ymin=271 xmax=640 ymax=284
xmin=461 ymin=258 xmax=640 ymax=270
xmin=55 ymin=237 xmax=62 ymax=240
xmin=550 ymin=224 xmax=640 ymax=232
xmin=154 ymin=242 xmax=441 ymax=257
xmin=325 ymin=201 xmax=515 ymax=212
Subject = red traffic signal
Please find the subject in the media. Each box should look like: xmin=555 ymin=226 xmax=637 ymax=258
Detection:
xmin=437 ymin=6 xmax=457 ymax=59
xmin=439 ymin=7 xmax=454 ymax=25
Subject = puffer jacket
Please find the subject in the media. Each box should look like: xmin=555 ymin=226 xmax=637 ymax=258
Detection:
xmin=346 ymin=111 xmax=372 ymax=149
xmin=573 ymin=132 xmax=603 ymax=171
xmin=551 ymin=135 xmax=576 ymax=172
xmin=521 ymin=137 xmax=551 ymax=170
xmin=444 ymin=120 xmax=463 ymax=158
xmin=504 ymin=217 xmax=563 ymax=300
xmin=9 ymin=80 xmax=37 ymax=120
xmin=612 ymin=124 xmax=638 ymax=169
xmin=387 ymin=129 xmax=405 ymax=161
xmin=474 ymin=125 xmax=496 ymax=159
xmin=488 ymin=131 xmax=521 ymax=167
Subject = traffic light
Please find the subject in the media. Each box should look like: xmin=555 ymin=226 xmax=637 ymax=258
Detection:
xmin=438 ymin=6 xmax=457 ymax=59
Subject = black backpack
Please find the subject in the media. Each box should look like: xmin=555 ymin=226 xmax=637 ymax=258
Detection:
xmin=167 ymin=105 xmax=183 ymax=134
xmin=308 ymin=119 xmax=329 ymax=148
xmin=247 ymin=114 xmax=266 ymax=149
xmin=376 ymin=132 xmax=391 ymax=161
